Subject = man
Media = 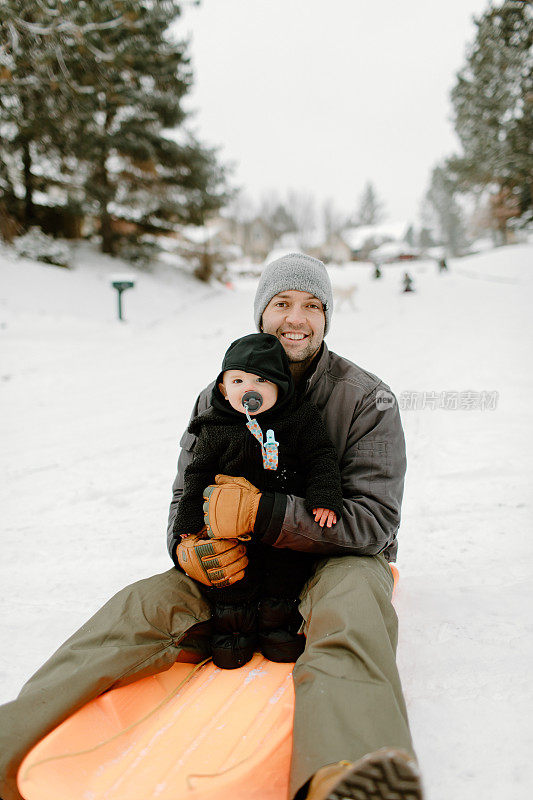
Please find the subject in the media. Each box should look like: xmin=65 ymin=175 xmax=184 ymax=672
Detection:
xmin=0 ymin=253 xmax=422 ymax=800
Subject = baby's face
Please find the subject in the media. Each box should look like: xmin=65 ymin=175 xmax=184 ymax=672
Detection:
xmin=219 ymin=370 xmax=278 ymax=415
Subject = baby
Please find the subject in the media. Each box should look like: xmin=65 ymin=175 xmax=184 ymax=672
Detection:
xmin=173 ymin=333 xmax=343 ymax=668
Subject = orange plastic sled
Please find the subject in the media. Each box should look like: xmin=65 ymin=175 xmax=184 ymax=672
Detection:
xmin=18 ymin=566 xmax=399 ymax=800
xmin=18 ymin=654 xmax=295 ymax=800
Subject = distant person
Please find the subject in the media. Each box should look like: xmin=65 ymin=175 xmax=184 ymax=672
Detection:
xmin=438 ymin=257 xmax=448 ymax=273
xmin=402 ymin=272 xmax=415 ymax=293
xmin=0 ymin=253 xmax=422 ymax=800
xmin=373 ymin=263 xmax=383 ymax=279
xmin=173 ymin=332 xmax=343 ymax=670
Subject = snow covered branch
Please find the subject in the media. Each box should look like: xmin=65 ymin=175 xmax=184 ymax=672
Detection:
xmin=13 ymin=15 xmax=142 ymax=38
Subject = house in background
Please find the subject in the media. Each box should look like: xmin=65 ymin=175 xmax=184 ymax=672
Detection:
xmin=341 ymin=222 xmax=411 ymax=261
xmin=140 ymin=216 xmax=420 ymax=274
xmin=319 ymin=232 xmax=353 ymax=264
xmin=216 ymin=215 xmax=275 ymax=262
xmin=368 ymin=239 xmax=420 ymax=264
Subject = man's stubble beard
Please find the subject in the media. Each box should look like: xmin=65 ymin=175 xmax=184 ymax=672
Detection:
xmin=271 ymin=327 xmax=322 ymax=364
xmin=284 ymin=339 xmax=322 ymax=382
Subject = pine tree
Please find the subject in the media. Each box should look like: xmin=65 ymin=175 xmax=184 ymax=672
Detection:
xmin=322 ymin=198 xmax=347 ymax=239
xmin=425 ymin=165 xmax=467 ymax=257
xmin=418 ymin=227 xmax=435 ymax=252
xmin=0 ymin=1 xmax=229 ymax=253
xmin=449 ymin=0 xmax=532 ymax=236
xmin=354 ymin=182 xmax=385 ymax=226
xmin=0 ymin=1 xmax=73 ymax=226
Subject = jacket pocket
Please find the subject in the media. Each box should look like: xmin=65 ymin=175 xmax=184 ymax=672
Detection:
xmin=355 ymin=440 xmax=387 ymax=455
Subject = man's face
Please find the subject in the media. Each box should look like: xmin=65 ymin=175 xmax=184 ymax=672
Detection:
xmin=219 ymin=370 xmax=278 ymax=414
xmin=261 ymin=290 xmax=326 ymax=364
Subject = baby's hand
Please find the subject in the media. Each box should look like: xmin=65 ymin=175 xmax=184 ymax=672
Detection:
xmin=313 ymin=508 xmax=337 ymax=528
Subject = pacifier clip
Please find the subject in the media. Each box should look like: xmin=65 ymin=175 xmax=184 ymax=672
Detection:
xmin=243 ymin=406 xmax=279 ymax=471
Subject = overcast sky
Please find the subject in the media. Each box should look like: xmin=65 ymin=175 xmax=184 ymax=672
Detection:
xmin=180 ymin=0 xmax=490 ymax=226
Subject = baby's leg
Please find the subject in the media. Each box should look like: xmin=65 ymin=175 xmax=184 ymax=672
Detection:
xmin=206 ymin=577 xmax=260 ymax=669
xmin=258 ymin=548 xmax=314 ymax=662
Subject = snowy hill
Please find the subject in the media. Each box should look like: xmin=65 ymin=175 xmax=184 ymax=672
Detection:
xmin=1 ymin=241 xmax=532 ymax=799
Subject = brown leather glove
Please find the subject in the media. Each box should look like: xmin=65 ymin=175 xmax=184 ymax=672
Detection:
xmin=202 ymin=474 xmax=262 ymax=541
xmin=176 ymin=531 xmax=248 ymax=587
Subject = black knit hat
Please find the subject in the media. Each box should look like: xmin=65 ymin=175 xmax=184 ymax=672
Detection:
xmin=212 ymin=333 xmax=294 ymax=416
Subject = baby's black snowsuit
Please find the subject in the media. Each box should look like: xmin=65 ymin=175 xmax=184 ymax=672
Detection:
xmin=173 ymin=334 xmax=343 ymax=669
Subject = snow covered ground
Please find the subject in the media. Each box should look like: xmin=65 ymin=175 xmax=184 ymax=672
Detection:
xmin=1 ymin=240 xmax=532 ymax=799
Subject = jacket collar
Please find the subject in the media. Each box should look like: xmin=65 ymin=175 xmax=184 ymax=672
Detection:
xmin=301 ymin=342 xmax=329 ymax=396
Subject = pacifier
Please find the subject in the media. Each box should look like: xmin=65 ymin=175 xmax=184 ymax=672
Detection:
xmin=242 ymin=390 xmax=263 ymax=413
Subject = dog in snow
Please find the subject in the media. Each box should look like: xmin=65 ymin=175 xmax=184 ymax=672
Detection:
xmin=333 ymin=284 xmax=357 ymax=311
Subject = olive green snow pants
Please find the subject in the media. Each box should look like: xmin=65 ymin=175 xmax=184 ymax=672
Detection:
xmin=0 ymin=554 xmax=414 ymax=800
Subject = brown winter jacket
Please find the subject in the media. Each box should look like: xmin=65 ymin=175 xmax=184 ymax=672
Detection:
xmin=167 ymin=344 xmax=406 ymax=563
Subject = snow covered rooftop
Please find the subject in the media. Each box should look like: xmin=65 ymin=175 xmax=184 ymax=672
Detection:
xmin=342 ymin=222 xmax=409 ymax=250
xmin=369 ymin=240 xmax=419 ymax=261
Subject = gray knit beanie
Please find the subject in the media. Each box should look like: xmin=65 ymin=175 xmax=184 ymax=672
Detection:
xmin=254 ymin=252 xmax=333 ymax=335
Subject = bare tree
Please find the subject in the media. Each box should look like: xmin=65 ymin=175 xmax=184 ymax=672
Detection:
xmin=287 ymin=189 xmax=317 ymax=248
xmin=322 ymin=198 xmax=348 ymax=238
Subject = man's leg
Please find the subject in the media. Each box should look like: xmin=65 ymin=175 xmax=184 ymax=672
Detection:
xmin=0 ymin=568 xmax=211 ymax=800
xmin=290 ymin=554 xmax=415 ymax=799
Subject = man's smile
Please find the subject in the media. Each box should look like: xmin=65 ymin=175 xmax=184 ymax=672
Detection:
xmin=281 ymin=332 xmax=309 ymax=341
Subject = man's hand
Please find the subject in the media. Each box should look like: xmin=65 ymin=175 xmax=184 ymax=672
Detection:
xmin=176 ymin=531 xmax=248 ymax=587
xmin=202 ymin=474 xmax=262 ymax=541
